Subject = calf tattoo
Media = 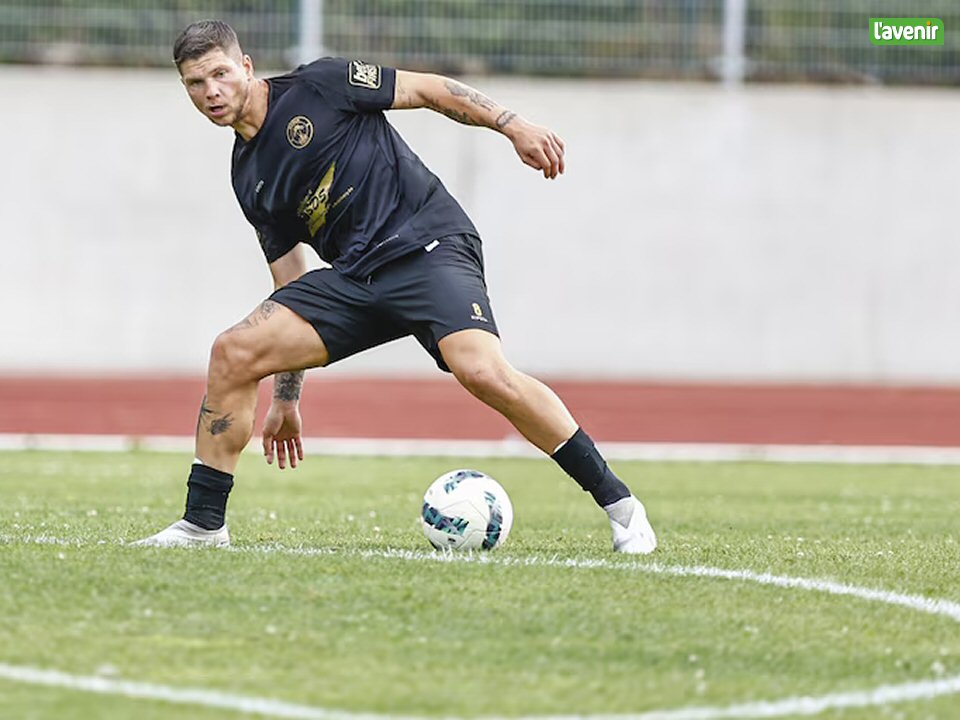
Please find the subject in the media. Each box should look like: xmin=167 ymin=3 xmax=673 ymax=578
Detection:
xmin=274 ymin=370 xmax=305 ymax=402
xmin=197 ymin=395 xmax=234 ymax=436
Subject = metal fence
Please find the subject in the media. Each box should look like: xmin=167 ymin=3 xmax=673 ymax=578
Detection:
xmin=0 ymin=0 xmax=957 ymax=85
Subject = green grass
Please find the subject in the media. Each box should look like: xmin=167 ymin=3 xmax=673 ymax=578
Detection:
xmin=1 ymin=451 xmax=960 ymax=719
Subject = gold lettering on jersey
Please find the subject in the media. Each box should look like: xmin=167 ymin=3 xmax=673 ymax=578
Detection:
xmin=471 ymin=303 xmax=489 ymax=323
xmin=297 ymin=163 xmax=337 ymax=236
xmin=349 ymin=60 xmax=382 ymax=89
xmin=286 ymin=115 xmax=314 ymax=149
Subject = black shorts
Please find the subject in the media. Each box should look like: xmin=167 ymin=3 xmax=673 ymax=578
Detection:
xmin=270 ymin=234 xmax=499 ymax=372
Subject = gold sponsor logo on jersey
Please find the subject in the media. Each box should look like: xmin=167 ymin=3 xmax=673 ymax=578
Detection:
xmin=297 ymin=162 xmax=336 ymax=236
xmin=471 ymin=303 xmax=489 ymax=323
xmin=297 ymin=163 xmax=355 ymax=237
xmin=286 ymin=115 xmax=314 ymax=149
xmin=349 ymin=60 xmax=382 ymax=89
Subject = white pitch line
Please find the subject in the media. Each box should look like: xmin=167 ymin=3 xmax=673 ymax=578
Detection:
xmin=1 ymin=536 xmax=960 ymax=719
xmin=0 ymin=662 xmax=958 ymax=720
xmin=233 ymin=544 xmax=960 ymax=625
xmin=0 ymin=664 xmax=409 ymax=720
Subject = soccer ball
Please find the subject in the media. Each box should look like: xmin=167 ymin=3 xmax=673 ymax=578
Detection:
xmin=421 ymin=469 xmax=514 ymax=551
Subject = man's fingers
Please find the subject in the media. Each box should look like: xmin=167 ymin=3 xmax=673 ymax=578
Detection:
xmin=276 ymin=440 xmax=288 ymax=469
xmin=525 ymin=148 xmax=553 ymax=177
xmin=521 ymin=152 xmax=541 ymax=171
xmin=263 ymin=435 xmax=275 ymax=464
xmin=543 ymin=144 xmax=560 ymax=179
xmin=295 ymin=436 xmax=304 ymax=462
xmin=286 ymin=439 xmax=298 ymax=468
xmin=551 ymin=135 xmax=566 ymax=175
xmin=520 ymin=142 xmax=562 ymax=178
xmin=537 ymin=135 xmax=563 ymax=178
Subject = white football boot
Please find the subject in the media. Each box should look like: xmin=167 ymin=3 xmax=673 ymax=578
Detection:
xmin=606 ymin=496 xmax=657 ymax=554
xmin=131 ymin=519 xmax=230 ymax=548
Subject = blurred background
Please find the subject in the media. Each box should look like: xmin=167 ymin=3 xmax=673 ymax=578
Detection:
xmin=2 ymin=1 xmax=959 ymax=82
xmin=1 ymin=1 xmax=958 ymax=448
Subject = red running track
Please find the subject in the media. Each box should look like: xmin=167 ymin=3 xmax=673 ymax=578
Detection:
xmin=2 ymin=375 xmax=960 ymax=446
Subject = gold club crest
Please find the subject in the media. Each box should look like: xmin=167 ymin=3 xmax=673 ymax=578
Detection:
xmin=286 ymin=115 xmax=314 ymax=149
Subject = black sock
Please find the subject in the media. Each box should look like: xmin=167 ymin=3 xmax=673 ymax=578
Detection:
xmin=551 ymin=428 xmax=631 ymax=507
xmin=183 ymin=463 xmax=234 ymax=530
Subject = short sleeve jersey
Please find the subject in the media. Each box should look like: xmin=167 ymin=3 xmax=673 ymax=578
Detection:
xmin=231 ymin=58 xmax=478 ymax=279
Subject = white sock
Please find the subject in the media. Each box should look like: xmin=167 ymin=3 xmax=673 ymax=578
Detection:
xmin=604 ymin=496 xmax=636 ymax=528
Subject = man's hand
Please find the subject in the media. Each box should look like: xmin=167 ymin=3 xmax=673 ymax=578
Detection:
xmin=262 ymin=401 xmax=304 ymax=469
xmin=506 ymin=119 xmax=566 ymax=179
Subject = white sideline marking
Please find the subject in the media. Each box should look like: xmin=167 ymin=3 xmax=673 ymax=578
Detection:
xmin=2 ymin=537 xmax=960 ymax=718
xmin=5 ymin=432 xmax=960 ymax=465
xmin=0 ymin=661 xmax=958 ymax=720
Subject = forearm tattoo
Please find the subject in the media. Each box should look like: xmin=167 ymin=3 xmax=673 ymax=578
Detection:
xmin=444 ymin=80 xmax=497 ymax=111
xmin=426 ymin=98 xmax=478 ymax=126
xmin=495 ymin=110 xmax=517 ymax=129
xmin=197 ymin=394 xmax=234 ymax=437
xmin=426 ymin=80 xmax=505 ymax=127
xmin=274 ymin=370 xmax=305 ymax=402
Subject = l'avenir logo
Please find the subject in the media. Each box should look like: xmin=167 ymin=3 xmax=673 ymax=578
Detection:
xmin=870 ymin=17 xmax=944 ymax=45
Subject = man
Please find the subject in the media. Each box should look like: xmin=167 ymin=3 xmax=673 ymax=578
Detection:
xmin=135 ymin=20 xmax=656 ymax=554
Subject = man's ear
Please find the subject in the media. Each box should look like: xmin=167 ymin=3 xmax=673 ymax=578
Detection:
xmin=243 ymin=54 xmax=255 ymax=78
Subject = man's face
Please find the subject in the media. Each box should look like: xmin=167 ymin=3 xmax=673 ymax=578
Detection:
xmin=179 ymin=47 xmax=253 ymax=126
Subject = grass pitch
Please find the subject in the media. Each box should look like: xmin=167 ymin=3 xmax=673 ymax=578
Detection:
xmin=1 ymin=450 xmax=959 ymax=719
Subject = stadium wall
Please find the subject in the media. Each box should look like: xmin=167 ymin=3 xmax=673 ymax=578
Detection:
xmin=2 ymin=67 xmax=957 ymax=382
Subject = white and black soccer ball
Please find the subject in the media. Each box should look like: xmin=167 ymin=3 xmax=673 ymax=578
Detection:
xmin=421 ymin=469 xmax=514 ymax=551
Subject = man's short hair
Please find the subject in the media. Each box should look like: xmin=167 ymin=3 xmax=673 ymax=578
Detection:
xmin=173 ymin=20 xmax=241 ymax=69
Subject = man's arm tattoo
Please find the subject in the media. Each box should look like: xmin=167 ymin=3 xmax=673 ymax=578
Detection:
xmin=495 ymin=110 xmax=517 ymax=129
xmin=274 ymin=370 xmax=305 ymax=402
xmin=426 ymin=98 xmax=479 ymax=126
xmin=443 ymin=80 xmax=497 ymax=111
xmin=197 ymin=395 xmax=234 ymax=436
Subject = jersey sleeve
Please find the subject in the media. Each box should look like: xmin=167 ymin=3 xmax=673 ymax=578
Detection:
xmin=297 ymin=57 xmax=397 ymax=113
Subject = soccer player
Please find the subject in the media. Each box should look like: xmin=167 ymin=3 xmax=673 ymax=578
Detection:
xmin=135 ymin=20 xmax=656 ymax=553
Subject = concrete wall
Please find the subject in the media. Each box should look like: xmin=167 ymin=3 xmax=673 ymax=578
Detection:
xmin=2 ymin=67 xmax=958 ymax=381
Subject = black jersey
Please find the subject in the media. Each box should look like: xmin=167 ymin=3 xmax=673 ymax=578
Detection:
xmin=231 ymin=58 xmax=478 ymax=279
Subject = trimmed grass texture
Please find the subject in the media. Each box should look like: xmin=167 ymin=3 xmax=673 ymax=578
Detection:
xmin=1 ymin=451 xmax=959 ymax=719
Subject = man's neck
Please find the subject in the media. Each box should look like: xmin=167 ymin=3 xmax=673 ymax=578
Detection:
xmin=233 ymin=78 xmax=270 ymax=141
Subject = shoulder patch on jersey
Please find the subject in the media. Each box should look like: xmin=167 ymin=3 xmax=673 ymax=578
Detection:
xmin=286 ymin=115 xmax=314 ymax=149
xmin=348 ymin=60 xmax=382 ymax=89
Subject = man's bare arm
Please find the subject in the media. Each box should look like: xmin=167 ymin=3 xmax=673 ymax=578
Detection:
xmin=392 ymin=70 xmax=565 ymax=179
xmin=269 ymin=244 xmax=308 ymax=290
xmin=257 ymin=244 xmax=309 ymax=468
xmin=268 ymin=245 xmax=308 ymax=403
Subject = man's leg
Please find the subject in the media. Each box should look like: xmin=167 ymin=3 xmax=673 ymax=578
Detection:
xmin=133 ymin=299 xmax=329 ymax=547
xmin=438 ymin=328 xmax=656 ymax=554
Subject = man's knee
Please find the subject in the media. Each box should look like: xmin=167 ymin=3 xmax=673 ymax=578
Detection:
xmin=208 ymin=330 xmax=263 ymax=386
xmin=453 ymin=358 xmax=520 ymax=407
